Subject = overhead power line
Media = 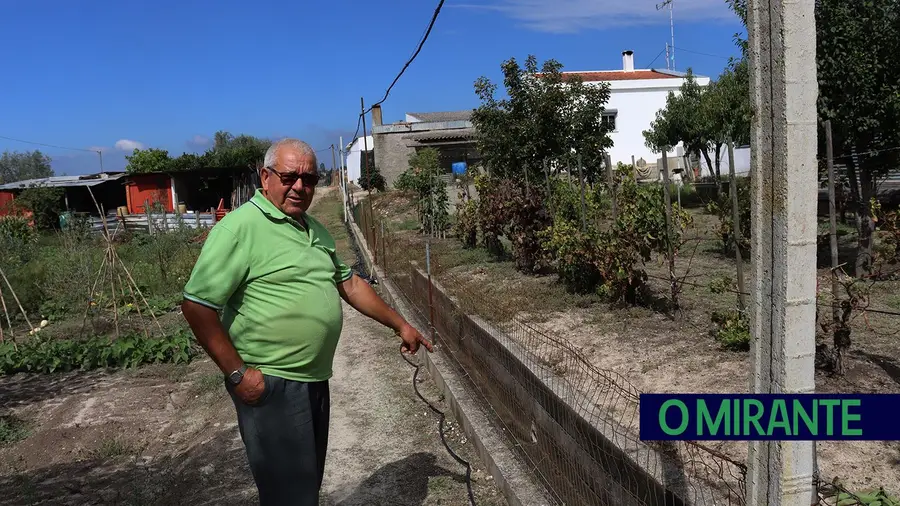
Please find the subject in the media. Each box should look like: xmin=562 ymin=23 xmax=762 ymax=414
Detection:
xmin=0 ymin=134 xmax=99 ymax=153
xmin=350 ymin=0 xmax=446 ymax=142
xmin=672 ymin=46 xmax=731 ymax=60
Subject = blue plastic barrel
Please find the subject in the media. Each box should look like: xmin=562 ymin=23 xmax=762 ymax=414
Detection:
xmin=451 ymin=161 xmax=467 ymax=175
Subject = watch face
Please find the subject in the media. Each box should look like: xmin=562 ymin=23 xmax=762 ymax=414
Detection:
xmin=229 ymin=370 xmax=243 ymax=384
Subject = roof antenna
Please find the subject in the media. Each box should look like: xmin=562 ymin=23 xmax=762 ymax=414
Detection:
xmin=656 ymin=0 xmax=675 ymax=71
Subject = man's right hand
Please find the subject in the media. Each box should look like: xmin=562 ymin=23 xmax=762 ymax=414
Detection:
xmin=234 ymin=367 xmax=266 ymax=404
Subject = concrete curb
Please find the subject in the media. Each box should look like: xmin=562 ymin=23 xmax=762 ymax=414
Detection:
xmin=346 ymin=219 xmax=553 ymax=506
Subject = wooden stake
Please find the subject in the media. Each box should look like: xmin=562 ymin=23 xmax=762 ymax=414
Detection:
xmin=606 ymin=153 xmax=617 ymax=222
xmin=108 ymin=248 xmax=120 ymax=340
xmin=577 ymin=154 xmax=587 ymax=233
xmin=0 ymin=285 xmax=15 ymax=351
xmin=661 ymin=151 xmax=677 ymax=310
xmin=825 ymin=120 xmax=844 ymax=373
xmin=728 ymin=140 xmax=747 ymax=311
xmin=0 ymin=266 xmax=34 ymax=332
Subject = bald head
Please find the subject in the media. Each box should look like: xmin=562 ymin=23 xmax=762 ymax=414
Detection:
xmin=264 ymin=138 xmax=317 ymax=168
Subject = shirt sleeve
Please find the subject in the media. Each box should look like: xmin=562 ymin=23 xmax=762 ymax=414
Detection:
xmin=183 ymin=224 xmax=249 ymax=310
xmin=331 ymin=250 xmax=354 ymax=284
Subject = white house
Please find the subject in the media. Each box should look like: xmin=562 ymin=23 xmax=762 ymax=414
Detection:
xmin=564 ymin=50 xmax=711 ymax=176
xmin=343 ymin=135 xmax=373 ymax=184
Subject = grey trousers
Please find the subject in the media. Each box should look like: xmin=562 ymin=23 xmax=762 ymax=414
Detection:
xmin=227 ymin=374 xmax=331 ymax=506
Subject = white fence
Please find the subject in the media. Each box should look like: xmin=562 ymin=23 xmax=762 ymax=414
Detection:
xmin=87 ymin=211 xmax=217 ymax=235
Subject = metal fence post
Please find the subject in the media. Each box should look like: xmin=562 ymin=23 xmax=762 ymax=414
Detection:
xmin=426 ymin=239 xmax=435 ymax=347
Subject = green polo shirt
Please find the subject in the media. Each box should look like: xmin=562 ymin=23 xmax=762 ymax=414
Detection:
xmin=182 ymin=189 xmax=353 ymax=382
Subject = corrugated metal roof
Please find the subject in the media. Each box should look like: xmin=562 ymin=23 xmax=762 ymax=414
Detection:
xmin=406 ymin=111 xmax=473 ymax=123
xmin=0 ymin=172 xmax=125 ymax=190
xmin=403 ymin=128 xmax=477 ymax=141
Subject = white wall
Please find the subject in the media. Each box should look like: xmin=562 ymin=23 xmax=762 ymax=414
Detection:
xmin=344 ymin=135 xmax=373 ymax=183
xmin=699 ymin=145 xmax=751 ymax=177
xmin=590 ymin=76 xmax=710 ymax=168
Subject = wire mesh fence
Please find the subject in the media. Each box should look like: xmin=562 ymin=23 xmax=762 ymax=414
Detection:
xmin=350 ymin=199 xmax=748 ymax=506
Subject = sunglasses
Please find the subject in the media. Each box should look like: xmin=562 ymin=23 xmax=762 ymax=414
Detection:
xmin=265 ymin=166 xmax=320 ymax=187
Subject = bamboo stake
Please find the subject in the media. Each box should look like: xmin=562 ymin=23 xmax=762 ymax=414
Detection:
xmin=80 ymin=254 xmax=108 ymax=335
xmin=108 ymin=248 xmax=120 ymax=340
xmin=0 ymin=266 xmax=34 ymax=332
xmin=110 ymin=248 xmax=163 ymax=333
xmin=0 ymin=285 xmax=15 ymax=351
xmin=121 ymin=271 xmax=150 ymax=339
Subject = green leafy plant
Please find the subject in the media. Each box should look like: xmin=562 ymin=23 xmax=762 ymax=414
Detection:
xmin=358 ymin=165 xmax=387 ymax=192
xmin=454 ymin=197 xmax=478 ymax=248
xmin=396 ymin=149 xmax=450 ymax=235
xmin=0 ymin=215 xmax=36 ymax=243
xmin=15 ymin=186 xmax=65 ymax=231
xmin=829 ymin=486 xmax=900 ymax=506
xmin=0 ymin=330 xmax=197 ymax=375
xmin=706 ymin=177 xmax=751 ymax=255
xmin=500 ymin=179 xmax=551 ymax=273
xmin=710 ymin=309 xmax=750 ymax=351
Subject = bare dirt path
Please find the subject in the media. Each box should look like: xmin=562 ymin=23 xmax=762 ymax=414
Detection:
xmin=0 ymin=188 xmax=506 ymax=505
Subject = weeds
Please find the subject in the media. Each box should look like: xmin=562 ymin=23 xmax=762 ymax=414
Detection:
xmin=0 ymin=414 xmax=31 ymax=446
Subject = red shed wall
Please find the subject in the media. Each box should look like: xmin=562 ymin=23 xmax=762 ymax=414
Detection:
xmin=126 ymin=174 xmax=173 ymax=214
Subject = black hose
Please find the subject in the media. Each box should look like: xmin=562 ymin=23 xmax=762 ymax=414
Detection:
xmin=400 ymin=352 xmax=477 ymax=506
xmin=344 ymin=217 xmax=476 ymax=505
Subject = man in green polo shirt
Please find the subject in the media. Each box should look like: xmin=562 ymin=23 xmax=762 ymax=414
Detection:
xmin=181 ymin=138 xmax=431 ymax=506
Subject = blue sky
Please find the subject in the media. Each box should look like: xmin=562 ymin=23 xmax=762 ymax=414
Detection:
xmin=0 ymin=0 xmax=744 ymax=175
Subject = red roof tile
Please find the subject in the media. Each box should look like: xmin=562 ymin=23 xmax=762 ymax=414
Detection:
xmin=561 ymin=70 xmax=675 ymax=82
xmin=534 ymin=70 xmax=677 ymax=82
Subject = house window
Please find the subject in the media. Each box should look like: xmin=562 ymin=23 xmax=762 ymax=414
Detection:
xmin=602 ymin=112 xmax=617 ymax=132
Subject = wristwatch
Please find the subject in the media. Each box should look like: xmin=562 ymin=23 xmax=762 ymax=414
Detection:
xmin=228 ymin=364 xmax=248 ymax=386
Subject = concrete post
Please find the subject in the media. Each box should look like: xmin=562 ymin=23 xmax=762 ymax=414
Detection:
xmin=747 ymin=0 xmax=818 ymax=504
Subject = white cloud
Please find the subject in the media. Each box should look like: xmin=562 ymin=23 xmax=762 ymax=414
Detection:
xmin=190 ymin=135 xmax=210 ymax=146
xmin=114 ymin=139 xmax=146 ymax=151
xmin=453 ymin=0 xmax=736 ymax=33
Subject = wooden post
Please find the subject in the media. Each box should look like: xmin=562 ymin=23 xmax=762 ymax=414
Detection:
xmin=825 ymin=120 xmax=843 ymax=373
xmin=606 ymin=153 xmax=617 ymax=223
xmin=661 ymin=151 xmax=677 ymax=310
xmin=631 ymin=155 xmax=637 ymax=183
xmin=145 ymin=200 xmax=152 ymax=235
xmin=577 ymin=154 xmax=588 ymax=232
xmin=728 ymin=139 xmax=747 ymax=311
xmin=195 ymin=211 xmax=200 ymax=229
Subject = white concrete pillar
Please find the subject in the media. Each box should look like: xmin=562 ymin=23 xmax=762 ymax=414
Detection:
xmin=746 ymin=0 xmax=818 ymax=504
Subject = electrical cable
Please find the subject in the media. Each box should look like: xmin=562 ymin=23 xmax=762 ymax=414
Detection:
xmin=0 ymin=134 xmax=99 ymax=153
xmin=644 ymin=48 xmax=668 ymax=69
xmin=349 ymin=0 xmax=446 ymax=142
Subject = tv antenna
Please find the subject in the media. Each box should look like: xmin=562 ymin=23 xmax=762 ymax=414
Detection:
xmin=656 ymin=0 xmax=675 ymax=70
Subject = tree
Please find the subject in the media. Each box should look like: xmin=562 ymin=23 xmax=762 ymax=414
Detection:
xmin=726 ymin=0 xmax=900 ymax=276
xmin=643 ymin=71 xmax=725 ymax=181
xmin=0 ymin=150 xmax=53 ymax=184
xmin=205 ymin=131 xmax=271 ymax=168
xmin=816 ymin=0 xmax=900 ymax=276
xmin=124 ymin=131 xmax=273 ymax=174
xmin=472 ymin=55 xmax=613 ymax=181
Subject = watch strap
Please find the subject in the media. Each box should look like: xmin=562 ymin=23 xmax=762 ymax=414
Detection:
xmin=228 ymin=364 xmax=248 ymax=385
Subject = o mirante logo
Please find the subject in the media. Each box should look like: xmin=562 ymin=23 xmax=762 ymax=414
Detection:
xmin=639 ymin=394 xmax=899 ymax=441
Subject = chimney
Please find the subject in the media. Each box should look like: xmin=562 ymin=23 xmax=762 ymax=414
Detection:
xmin=371 ymin=104 xmax=383 ymax=126
xmin=622 ymin=50 xmax=635 ymax=72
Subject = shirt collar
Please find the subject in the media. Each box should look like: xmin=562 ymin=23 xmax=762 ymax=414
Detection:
xmin=250 ymin=189 xmax=307 ymax=227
